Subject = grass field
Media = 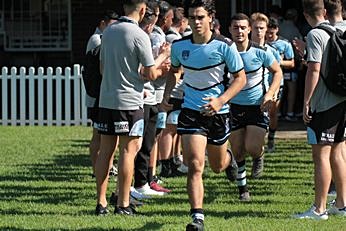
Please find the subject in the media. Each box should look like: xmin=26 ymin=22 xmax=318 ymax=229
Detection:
xmin=0 ymin=126 xmax=345 ymax=231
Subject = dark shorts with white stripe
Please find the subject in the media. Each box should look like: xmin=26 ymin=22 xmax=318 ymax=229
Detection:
xmin=97 ymin=108 xmax=144 ymax=136
xmin=177 ymin=108 xmax=232 ymax=145
xmin=307 ymin=101 xmax=346 ymax=145
xmin=230 ymin=103 xmax=269 ymax=131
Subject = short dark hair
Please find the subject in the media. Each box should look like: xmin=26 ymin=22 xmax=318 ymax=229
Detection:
xmin=183 ymin=0 xmax=216 ymax=18
xmin=302 ymin=0 xmax=324 ymax=16
xmin=158 ymin=1 xmax=172 ymax=19
xmin=140 ymin=5 xmax=156 ymax=27
xmin=324 ymin=0 xmax=342 ymax=16
xmin=103 ymin=10 xmax=119 ymax=22
xmin=267 ymin=17 xmax=280 ymax=28
xmin=230 ymin=13 xmax=250 ymax=26
xmin=172 ymin=7 xmax=185 ymax=25
xmin=123 ymin=0 xmax=148 ymax=8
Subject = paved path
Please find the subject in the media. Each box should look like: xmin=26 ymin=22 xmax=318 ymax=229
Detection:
xmin=274 ymin=120 xmax=306 ymax=139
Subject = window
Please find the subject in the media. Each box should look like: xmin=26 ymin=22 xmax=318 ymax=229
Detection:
xmin=1 ymin=0 xmax=71 ymax=51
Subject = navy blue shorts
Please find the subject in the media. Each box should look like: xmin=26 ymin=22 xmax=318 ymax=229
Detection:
xmin=230 ymin=104 xmax=269 ymax=131
xmin=177 ymin=108 xmax=231 ymax=145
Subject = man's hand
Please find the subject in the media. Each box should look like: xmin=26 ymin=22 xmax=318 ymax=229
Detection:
xmin=159 ymin=98 xmax=173 ymax=112
xmin=292 ymin=37 xmax=306 ymax=59
xmin=201 ymin=97 xmax=224 ymax=116
xmin=303 ymin=103 xmax=312 ymax=124
xmin=260 ymin=91 xmax=274 ymax=112
xmin=159 ymin=42 xmax=171 ymax=58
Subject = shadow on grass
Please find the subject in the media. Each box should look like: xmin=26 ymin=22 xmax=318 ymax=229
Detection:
xmin=0 ymin=138 xmax=94 ymax=206
xmin=0 ymin=228 xmax=124 ymax=231
xmin=0 ymin=152 xmax=91 ymax=182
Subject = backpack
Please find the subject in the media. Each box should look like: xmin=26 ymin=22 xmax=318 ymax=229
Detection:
xmin=316 ymin=24 xmax=346 ymax=96
xmin=82 ymin=44 xmax=102 ymax=98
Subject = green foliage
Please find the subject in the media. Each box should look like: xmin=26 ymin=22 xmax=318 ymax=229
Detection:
xmin=0 ymin=127 xmax=345 ymax=230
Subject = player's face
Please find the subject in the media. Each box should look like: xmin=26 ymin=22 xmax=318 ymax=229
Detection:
xmin=251 ymin=21 xmax=267 ymax=42
xmin=188 ymin=7 xmax=212 ymax=36
xmin=163 ymin=9 xmax=174 ymax=31
xmin=229 ymin=19 xmax=250 ymax=44
xmin=266 ymin=27 xmax=278 ymax=42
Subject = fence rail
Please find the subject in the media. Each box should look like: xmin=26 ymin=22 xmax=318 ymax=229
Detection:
xmin=0 ymin=64 xmax=88 ymax=126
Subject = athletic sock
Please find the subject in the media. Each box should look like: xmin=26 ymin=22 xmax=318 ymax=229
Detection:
xmin=268 ymin=128 xmax=276 ymax=141
xmin=236 ymin=160 xmax=248 ymax=194
xmin=148 ymin=167 xmax=153 ymax=183
xmin=190 ymin=208 xmax=204 ymax=222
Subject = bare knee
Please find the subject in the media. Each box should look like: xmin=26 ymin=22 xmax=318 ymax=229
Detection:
xmin=245 ymin=144 xmax=263 ymax=157
xmin=188 ymin=159 xmax=204 ymax=176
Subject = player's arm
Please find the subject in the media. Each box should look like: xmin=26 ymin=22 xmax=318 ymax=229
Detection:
xmin=219 ymin=69 xmax=247 ymax=104
xmin=160 ymin=66 xmax=183 ymax=112
xmin=202 ymin=69 xmax=246 ymax=116
xmin=280 ymin=58 xmax=295 ymax=69
xmin=262 ymin=60 xmax=282 ymax=111
xmin=281 ymin=43 xmax=295 ymax=69
xmin=303 ymin=61 xmax=320 ymax=123
xmin=141 ymin=43 xmax=171 ymax=81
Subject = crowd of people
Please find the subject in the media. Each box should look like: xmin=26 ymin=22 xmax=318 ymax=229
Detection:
xmin=82 ymin=0 xmax=346 ymax=230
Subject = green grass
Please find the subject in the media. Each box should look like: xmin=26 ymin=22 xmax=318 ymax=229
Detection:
xmin=0 ymin=126 xmax=345 ymax=230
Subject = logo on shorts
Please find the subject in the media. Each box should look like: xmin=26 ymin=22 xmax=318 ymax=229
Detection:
xmin=182 ymin=50 xmax=190 ymax=60
xmin=114 ymin=121 xmax=129 ymax=133
xmin=97 ymin=123 xmax=108 ymax=132
xmin=321 ymin=132 xmax=334 ymax=142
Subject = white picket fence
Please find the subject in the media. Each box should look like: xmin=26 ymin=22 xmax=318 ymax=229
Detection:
xmin=0 ymin=64 xmax=88 ymax=126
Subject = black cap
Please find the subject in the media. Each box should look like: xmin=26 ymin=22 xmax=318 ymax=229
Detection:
xmin=268 ymin=17 xmax=279 ymax=28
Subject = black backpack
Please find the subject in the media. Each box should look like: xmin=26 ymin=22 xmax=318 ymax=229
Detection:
xmin=82 ymin=44 xmax=102 ymax=98
xmin=316 ymin=24 xmax=346 ymax=96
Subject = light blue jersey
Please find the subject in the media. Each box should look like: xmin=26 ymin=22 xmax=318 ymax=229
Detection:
xmin=230 ymin=42 xmax=275 ymax=105
xmin=268 ymin=37 xmax=294 ymax=61
xmin=264 ymin=43 xmax=281 ymax=87
xmin=268 ymin=37 xmax=295 ymax=83
xmin=171 ymin=34 xmax=244 ymax=113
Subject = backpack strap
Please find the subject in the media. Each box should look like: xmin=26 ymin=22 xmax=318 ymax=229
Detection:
xmin=316 ymin=24 xmax=335 ymax=35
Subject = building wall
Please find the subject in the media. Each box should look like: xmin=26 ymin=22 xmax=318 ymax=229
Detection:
xmin=0 ymin=0 xmax=302 ymax=68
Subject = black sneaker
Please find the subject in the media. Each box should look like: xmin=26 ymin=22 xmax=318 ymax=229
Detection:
xmin=225 ymin=149 xmax=238 ymax=182
xmin=95 ymin=204 xmax=109 ymax=216
xmin=115 ymin=206 xmax=137 ymax=216
xmin=186 ymin=219 xmax=204 ymax=231
xmin=251 ymin=155 xmax=264 ymax=179
xmin=110 ymin=192 xmax=144 ymax=208
xmin=239 ymin=191 xmax=251 ymax=202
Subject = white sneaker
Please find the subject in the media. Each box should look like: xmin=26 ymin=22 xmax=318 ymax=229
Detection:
xmin=135 ymin=183 xmax=165 ymax=196
xmin=328 ymin=203 xmax=346 ymax=216
xmin=293 ymin=205 xmax=328 ymax=220
xmin=130 ymin=186 xmax=151 ymax=200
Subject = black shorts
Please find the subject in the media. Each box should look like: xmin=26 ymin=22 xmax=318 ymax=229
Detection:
xmin=97 ymin=108 xmax=144 ymax=136
xmin=230 ymin=104 xmax=269 ymax=131
xmin=276 ymin=86 xmax=284 ymax=101
xmin=87 ymin=107 xmax=99 ymax=127
xmin=283 ymin=71 xmax=298 ymax=82
xmin=167 ymin=98 xmax=183 ymax=125
xmin=307 ymin=101 xmax=346 ymax=145
xmin=177 ymin=108 xmax=231 ymax=145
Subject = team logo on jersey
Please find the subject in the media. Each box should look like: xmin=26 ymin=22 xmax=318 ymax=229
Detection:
xmin=182 ymin=50 xmax=190 ymax=60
